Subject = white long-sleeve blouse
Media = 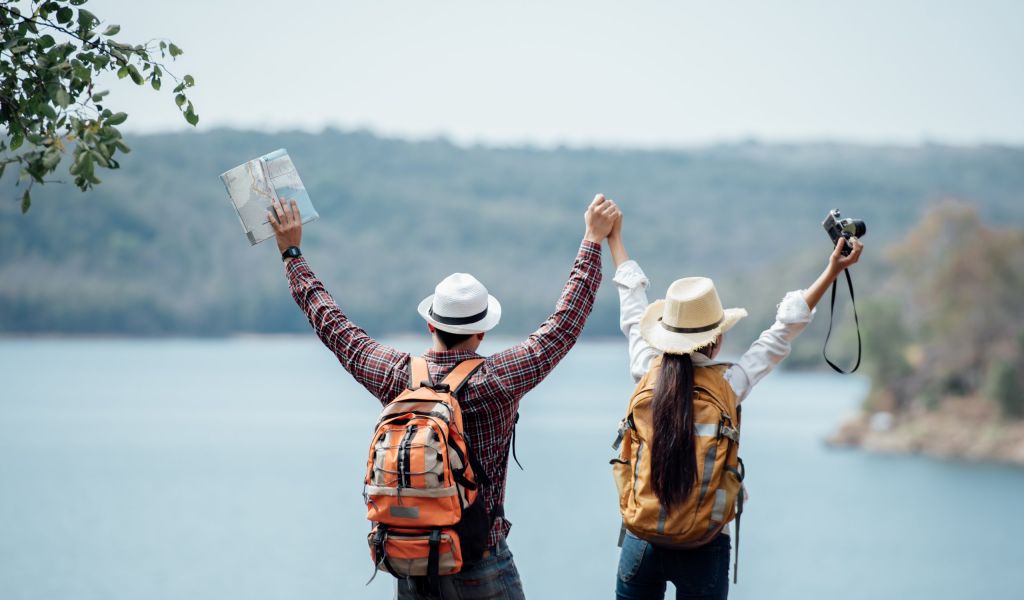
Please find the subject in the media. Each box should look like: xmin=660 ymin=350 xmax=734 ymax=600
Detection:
xmin=614 ymin=259 xmax=815 ymax=401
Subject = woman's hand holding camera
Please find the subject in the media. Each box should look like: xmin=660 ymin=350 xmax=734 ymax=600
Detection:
xmin=804 ymin=236 xmax=865 ymax=310
xmin=828 ymin=236 xmax=864 ymax=275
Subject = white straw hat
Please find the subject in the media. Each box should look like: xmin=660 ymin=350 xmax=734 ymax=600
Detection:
xmin=417 ymin=273 xmax=502 ymax=334
xmin=640 ymin=277 xmax=747 ymax=355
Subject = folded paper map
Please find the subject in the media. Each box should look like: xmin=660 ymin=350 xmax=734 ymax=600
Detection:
xmin=220 ymin=149 xmax=319 ymax=245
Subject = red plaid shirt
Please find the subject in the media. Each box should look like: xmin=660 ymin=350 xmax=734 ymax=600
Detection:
xmin=286 ymin=240 xmax=602 ymax=548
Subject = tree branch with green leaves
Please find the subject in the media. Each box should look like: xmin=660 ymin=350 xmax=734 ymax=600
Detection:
xmin=0 ymin=0 xmax=198 ymax=212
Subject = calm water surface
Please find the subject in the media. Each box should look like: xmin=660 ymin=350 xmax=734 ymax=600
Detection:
xmin=1 ymin=338 xmax=1022 ymax=599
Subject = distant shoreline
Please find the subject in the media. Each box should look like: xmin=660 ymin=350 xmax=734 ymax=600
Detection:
xmin=827 ymin=396 xmax=1024 ymax=467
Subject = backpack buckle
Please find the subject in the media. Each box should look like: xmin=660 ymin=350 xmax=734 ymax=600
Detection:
xmin=429 ymin=383 xmax=451 ymax=393
xmin=611 ymin=418 xmax=628 ymax=451
xmin=718 ymin=420 xmax=740 ymax=443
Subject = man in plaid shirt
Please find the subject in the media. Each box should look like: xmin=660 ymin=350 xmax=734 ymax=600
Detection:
xmin=269 ymin=194 xmax=621 ymax=599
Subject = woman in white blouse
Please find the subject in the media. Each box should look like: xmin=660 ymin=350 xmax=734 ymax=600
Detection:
xmin=608 ymin=215 xmax=863 ymax=600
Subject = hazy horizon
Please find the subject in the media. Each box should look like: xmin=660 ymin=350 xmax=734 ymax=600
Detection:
xmin=83 ymin=0 xmax=1024 ymax=147
xmin=100 ymin=124 xmax=1024 ymax=153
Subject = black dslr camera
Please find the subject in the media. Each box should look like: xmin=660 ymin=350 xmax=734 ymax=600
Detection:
xmin=822 ymin=209 xmax=866 ymax=256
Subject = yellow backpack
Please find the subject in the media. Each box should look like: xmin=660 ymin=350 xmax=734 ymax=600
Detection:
xmin=611 ymin=356 xmax=746 ymax=580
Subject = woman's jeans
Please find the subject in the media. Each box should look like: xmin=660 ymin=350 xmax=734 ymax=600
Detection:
xmin=394 ymin=537 xmax=526 ymax=600
xmin=616 ymin=531 xmax=731 ymax=600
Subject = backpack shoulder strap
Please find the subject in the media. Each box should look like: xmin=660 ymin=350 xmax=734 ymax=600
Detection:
xmin=440 ymin=358 xmax=485 ymax=394
xmin=409 ymin=356 xmax=432 ymax=390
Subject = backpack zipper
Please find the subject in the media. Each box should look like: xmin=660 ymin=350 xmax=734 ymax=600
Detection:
xmin=397 ymin=425 xmax=418 ymax=496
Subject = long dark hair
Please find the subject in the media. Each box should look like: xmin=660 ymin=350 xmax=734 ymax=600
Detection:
xmin=650 ymin=346 xmax=714 ymax=507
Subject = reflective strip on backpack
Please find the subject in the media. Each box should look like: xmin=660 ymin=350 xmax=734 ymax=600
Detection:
xmin=364 ymin=485 xmax=458 ymax=498
xmin=696 ymin=444 xmax=718 ymax=506
xmin=694 ymin=423 xmax=719 ymax=437
xmin=710 ymin=489 xmax=727 ymax=524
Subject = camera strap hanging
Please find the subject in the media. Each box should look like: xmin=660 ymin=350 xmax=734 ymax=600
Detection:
xmin=823 ymin=268 xmax=861 ymax=374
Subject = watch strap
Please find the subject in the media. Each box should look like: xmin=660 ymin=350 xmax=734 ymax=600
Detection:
xmin=281 ymin=246 xmax=302 ymax=261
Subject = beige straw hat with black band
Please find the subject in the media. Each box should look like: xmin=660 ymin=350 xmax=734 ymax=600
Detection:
xmin=640 ymin=277 xmax=747 ymax=355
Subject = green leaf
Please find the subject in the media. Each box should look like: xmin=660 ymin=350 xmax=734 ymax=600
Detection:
xmin=57 ymin=7 xmax=74 ymax=23
xmin=106 ymin=112 xmax=128 ymax=126
xmin=168 ymin=43 xmax=183 ymax=57
xmin=91 ymin=90 xmax=109 ymax=101
xmin=184 ymin=103 xmax=199 ymax=126
xmin=77 ymin=9 xmax=97 ymax=32
xmin=38 ymin=34 xmax=57 ymax=49
xmin=42 ymin=148 xmax=62 ymax=169
xmin=183 ymin=74 xmax=195 ymax=87
xmin=55 ymin=89 xmax=71 ymax=108
xmin=10 ymin=133 xmax=24 ymax=151
xmin=150 ymin=77 xmax=161 ymax=91
xmin=127 ymin=64 xmax=144 ymax=85
xmin=175 ymin=93 xmax=186 ymax=107
xmin=21 ymin=189 xmax=31 ymax=214
xmin=117 ymin=66 xmax=129 ymax=79
xmin=102 ymin=24 xmax=121 ymax=36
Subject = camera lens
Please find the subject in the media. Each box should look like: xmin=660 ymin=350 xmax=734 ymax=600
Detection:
xmin=852 ymin=219 xmax=867 ymax=238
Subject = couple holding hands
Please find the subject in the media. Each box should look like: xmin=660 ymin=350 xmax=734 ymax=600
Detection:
xmin=266 ymin=193 xmax=863 ymax=600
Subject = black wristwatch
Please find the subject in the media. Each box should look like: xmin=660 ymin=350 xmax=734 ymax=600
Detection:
xmin=281 ymin=246 xmax=302 ymax=261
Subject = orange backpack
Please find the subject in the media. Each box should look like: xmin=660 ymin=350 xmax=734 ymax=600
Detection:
xmin=365 ymin=356 xmax=491 ymax=587
xmin=611 ymin=356 xmax=746 ymax=581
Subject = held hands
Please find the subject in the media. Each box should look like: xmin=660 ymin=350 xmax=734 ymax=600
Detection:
xmin=584 ymin=194 xmax=621 ymax=244
xmin=268 ymin=198 xmax=302 ymax=254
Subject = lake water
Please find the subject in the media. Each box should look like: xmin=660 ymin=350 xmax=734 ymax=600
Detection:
xmin=1 ymin=338 xmax=1022 ymax=599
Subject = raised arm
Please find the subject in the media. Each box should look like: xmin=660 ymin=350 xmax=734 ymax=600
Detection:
xmin=608 ymin=214 xmax=659 ymax=382
xmin=270 ymin=199 xmax=407 ymax=402
xmin=608 ymin=212 xmax=630 ymax=268
xmin=489 ymin=194 xmax=619 ymax=399
xmin=803 ymin=236 xmax=864 ymax=310
xmin=725 ymin=235 xmax=865 ymax=401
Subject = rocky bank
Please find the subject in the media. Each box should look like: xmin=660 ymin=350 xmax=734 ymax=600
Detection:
xmin=827 ymin=395 xmax=1024 ymax=466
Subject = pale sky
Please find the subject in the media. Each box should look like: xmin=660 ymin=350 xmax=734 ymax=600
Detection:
xmin=89 ymin=0 xmax=1023 ymax=147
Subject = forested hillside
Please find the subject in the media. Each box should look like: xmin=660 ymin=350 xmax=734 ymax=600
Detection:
xmin=2 ymin=129 xmax=1023 ymax=363
xmin=828 ymin=204 xmax=1024 ymax=461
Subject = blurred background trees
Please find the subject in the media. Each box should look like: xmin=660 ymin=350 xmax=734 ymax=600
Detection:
xmin=861 ymin=202 xmax=1024 ymax=418
xmin=1 ymin=129 xmax=1022 ymax=425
